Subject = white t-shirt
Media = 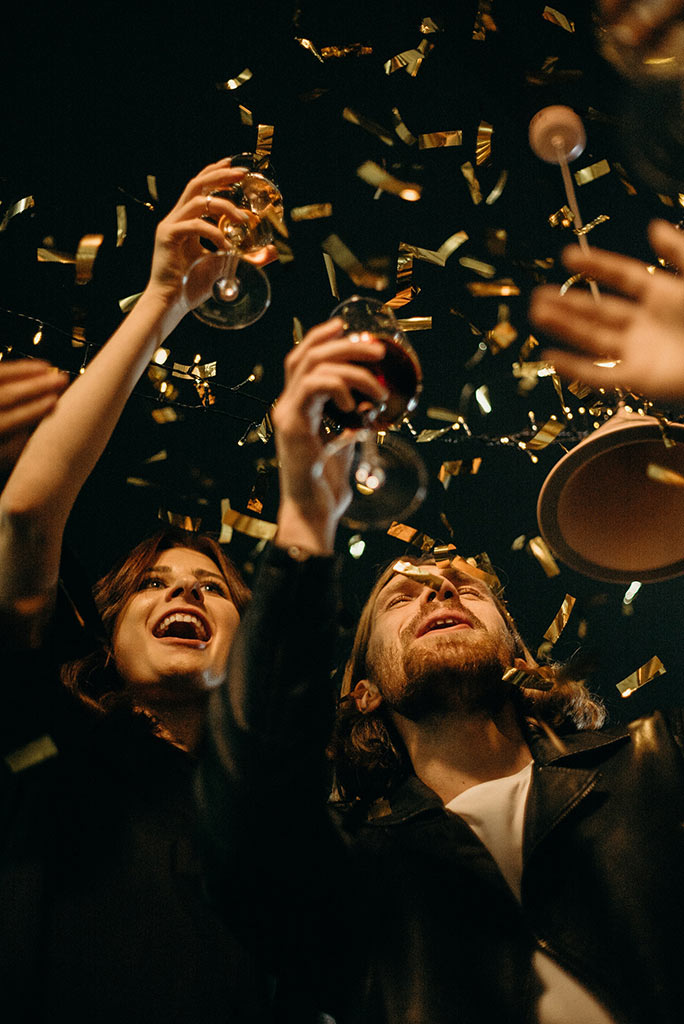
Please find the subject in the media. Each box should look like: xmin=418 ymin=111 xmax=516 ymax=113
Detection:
xmin=446 ymin=763 xmax=615 ymax=1024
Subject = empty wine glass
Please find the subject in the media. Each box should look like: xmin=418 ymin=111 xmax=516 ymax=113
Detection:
xmin=183 ymin=153 xmax=283 ymax=330
xmin=318 ymin=295 xmax=428 ymax=529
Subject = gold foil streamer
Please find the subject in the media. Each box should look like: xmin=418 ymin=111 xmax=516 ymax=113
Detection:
xmin=527 ymin=416 xmax=565 ymax=449
xmin=75 ymin=234 xmax=104 ymax=285
xmin=421 ymin=16 xmax=441 ymax=33
xmin=146 ymin=175 xmax=158 ymax=203
xmin=392 ymin=560 xmax=444 ymax=590
xmin=399 ymin=232 xmax=468 ymax=267
xmin=466 ymin=279 xmax=519 ymax=296
xmin=255 ymin=125 xmax=274 ymax=165
xmin=439 ymin=458 xmax=482 ymax=487
xmin=476 ymin=121 xmax=493 ymax=165
xmin=385 ymin=286 xmax=421 ymax=309
xmin=450 ymin=554 xmax=501 ymax=592
xmin=616 ymin=655 xmax=666 ymax=697
xmin=295 ymin=37 xmax=324 ymax=62
xmin=119 ymin=292 xmax=143 ymax=313
xmin=292 ymin=317 xmax=304 ymax=345
xmin=391 ymin=107 xmax=417 ymax=145
xmin=322 ymin=234 xmax=389 ymax=290
xmin=485 ymin=170 xmax=508 ymax=205
xmin=542 ymin=6 xmax=575 ymax=31
xmin=0 ymin=195 xmax=35 ymax=232
xmin=194 ymin=379 xmax=215 ymax=407
xmin=461 ymin=162 xmax=483 ymax=204
xmin=290 ymin=203 xmax=333 ymax=221
xmin=418 ymin=130 xmax=462 ymax=149
xmin=116 ymin=205 xmax=127 ymax=247
xmin=37 ymin=247 xmax=75 ymax=264
xmin=322 ymin=252 xmax=340 ymax=297
xmin=568 ymin=379 xmax=593 ymax=399
xmin=526 ymin=536 xmax=561 ymax=577
xmin=387 ymin=523 xmax=435 ymax=551
xmin=459 ymin=256 xmax=496 ymax=277
xmin=343 ymin=108 xmax=394 ymax=145
xmin=543 ymin=594 xmax=576 ymax=644
xmin=575 ymin=213 xmax=610 ymax=237
xmin=126 ymin=477 xmax=154 ymax=488
xmin=502 ymin=667 xmax=554 ymax=693
xmin=159 ymin=510 xmax=202 ymax=531
xmin=647 ymin=463 xmax=684 ymax=487
xmin=144 ymin=450 xmax=168 ymax=463
xmin=549 ymin=205 xmax=574 ymax=228
xmin=320 ymin=43 xmax=373 ymax=58
xmin=4 ymin=734 xmax=59 ymax=774
xmin=171 ymin=361 xmax=217 ymax=380
xmin=520 ymin=335 xmax=540 ymax=360
xmin=151 ymin=407 xmax=180 ymax=424
xmin=356 ymin=161 xmax=422 ymax=201
xmin=216 ymin=68 xmax=253 ymax=90
xmin=239 ymin=104 xmax=253 ymax=125
xmin=574 ymin=160 xmax=611 ymax=186
xmin=489 ymin=319 xmax=518 ymax=352
xmin=221 ymin=504 xmax=277 ymax=540
xmin=394 ymin=316 xmax=432 ymax=331
xmin=384 ymin=38 xmax=432 ymax=76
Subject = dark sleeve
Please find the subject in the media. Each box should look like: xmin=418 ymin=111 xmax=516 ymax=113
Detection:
xmin=195 ymin=544 xmax=353 ymax=964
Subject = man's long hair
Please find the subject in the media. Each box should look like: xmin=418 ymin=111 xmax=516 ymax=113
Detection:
xmin=327 ymin=557 xmax=606 ymax=805
xmin=60 ymin=528 xmax=250 ymax=713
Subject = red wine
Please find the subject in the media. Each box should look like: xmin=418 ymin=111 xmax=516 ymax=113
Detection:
xmin=325 ymin=332 xmax=422 ymax=431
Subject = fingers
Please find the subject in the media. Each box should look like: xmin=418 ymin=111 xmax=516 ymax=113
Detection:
xmin=0 ymin=391 xmax=62 ymax=440
xmin=539 ymin=348 xmax=625 ymax=390
xmin=648 ymin=219 xmax=684 ymax=273
xmin=561 ymin=244 xmax=653 ymax=299
xmin=174 ymin=160 xmax=247 ymax=209
xmin=530 ymin=286 xmax=632 ymax=350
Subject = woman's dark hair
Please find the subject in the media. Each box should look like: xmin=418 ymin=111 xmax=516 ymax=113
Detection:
xmin=327 ymin=556 xmax=606 ymax=805
xmin=60 ymin=528 xmax=250 ymax=706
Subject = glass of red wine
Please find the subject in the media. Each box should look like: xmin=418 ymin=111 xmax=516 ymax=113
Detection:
xmin=319 ymin=295 xmax=428 ymax=529
xmin=182 ymin=153 xmax=283 ymax=330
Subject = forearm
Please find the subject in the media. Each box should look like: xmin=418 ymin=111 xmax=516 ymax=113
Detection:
xmin=0 ymin=286 xmax=182 ymax=601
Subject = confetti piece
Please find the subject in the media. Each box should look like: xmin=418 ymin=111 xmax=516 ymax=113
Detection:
xmin=119 ymin=292 xmax=143 ymax=313
xmin=391 ymin=107 xmax=417 ymax=145
xmin=399 ymin=232 xmax=468 ymax=267
xmin=151 ymin=407 xmax=180 ymax=424
xmin=526 ymin=416 xmax=566 ymax=449
xmin=172 ymin=361 xmax=217 ymax=380
xmin=574 ymin=159 xmax=611 ymax=186
xmin=418 ymin=130 xmax=462 ymax=149
xmin=467 ymin=279 xmax=520 ymax=296
xmin=526 ymin=536 xmax=561 ymax=577
xmin=290 ymin=203 xmax=332 ymax=221
xmin=450 ymin=553 xmax=501 ymax=592
xmin=647 ymin=463 xmax=684 ymax=486
xmin=459 ymin=255 xmax=496 ymax=277
xmin=439 ymin=458 xmax=482 ymax=487
xmin=575 ymin=213 xmax=610 ymax=236
xmin=616 ymin=656 xmax=666 ymax=697
xmin=322 ymin=234 xmax=389 ymax=290
xmin=461 ymin=161 xmax=483 ymax=204
xmin=320 ymin=43 xmax=373 ymax=58
xmin=356 ymin=161 xmax=422 ymax=201
xmin=543 ymin=594 xmax=576 ymax=643
xmin=158 ymin=510 xmax=202 ymax=531
xmin=384 ymin=38 xmax=432 ymax=76
xmin=485 ymin=170 xmax=508 ymax=204
xmin=4 ymin=735 xmax=59 ymax=773
xmin=387 ymin=523 xmax=435 ymax=550
xmin=221 ymin=505 xmax=277 ymax=540
xmin=116 ymin=205 xmax=127 ymax=246
xmin=343 ymin=108 xmax=394 ymax=146
xmin=216 ymin=68 xmax=253 ymax=90
xmin=0 ymin=195 xmax=35 ymax=232
xmin=75 ymin=234 xmax=104 ymax=285
xmin=394 ymin=315 xmax=432 ymax=331
xmin=239 ymin=104 xmax=253 ymax=125
xmin=549 ymin=205 xmax=574 ymax=228
xmin=542 ymin=6 xmax=575 ymax=32
xmin=392 ymin=560 xmax=444 ymax=590
xmin=37 ymin=247 xmax=75 ymax=264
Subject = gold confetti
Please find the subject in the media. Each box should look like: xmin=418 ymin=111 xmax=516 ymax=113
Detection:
xmin=322 ymin=251 xmax=340 ymax=297
xmin=384 ymin=38 xmax=432 ymax=76
xmin=476 ymin=121 xmax=493 ymax=165
xmin=549 ymin=205 xmax=574 ymax=228
xmin=387 ymin=523 xmax=435 ymax=550
xmin=343 ymin=108 xmax=394 ymax=145
xmin=151 ymin=407 xmax=180 ymax=424
xmin=143 ymin=450 xmax=168 ymax=463
xmin=239 ymin=104 xmax=253 ymax=125
xmin=290 ymin=203 xmax=333 ymax=221
xmin=439 ymin=458 xmax=482 ymax=487
xmin=575 ymin=213 xmax=610 ymax=237
xmin=37 ymin=247 xmax=75 ymax=264
xmin=489 ymin=318 xmax=518 ymax=352
xmin=459 ymin=255 xmax=496 ymax=277
xmin=0 ymin=195 xmax=35 ymax=232
xmin=216 ymin=68 xmax=253 ymax=90
xmin=568 ymin=379 xmax=593 ymax=399
xmin=526 ymin=536 xmax=561 ymax=577
xmin=391 ymin=107 xmax=417 ymax=145
xmin=542 ymin=5 xmax=575 ymax=31
xmin=616 ymin=655 xmax=666 ymax=697
xmin=119 ymin=292 xmax=143 ymax=313
xmin=450 ymin=553 xmax=501 ymax=592
xmin=461 ymin=161 xmax=483 ymax=204
xmin=320 ymin=43 xmax=373 ymax=58
xmin=519 ymin=335 xmax=540 ymax=360
xmin=574 ymin=159 xmax=611 ymax=186
xmin=647 ymin=463 xmax=684 ymax=486
xmin=322 ymin=234 xmax=389 ymax=290
xmin=292 ymin=316 xmax=304 ymax=344
xmin=159 ymin=510 xmax=202 ymax=531
xmin=394 ymin=315 xmax=432 ymax=331
xmin=255 ymin=124 xmax=274 ymax=164
xmin=527 ymin=416 xmax=566 ymax=449
xmin=116 ymin=205 xmax=127 ymax=247
xmin=221 ymin=504 xmax=277 ymax=540
xmin=392 ymin=560 xmax=444 ymax=590
xmin=356 ymin=161 xmax=422 ymax=201
xmin=418 ymin=130 xmax=462 ymax=149
xmin=420 ymin=16 xmax=441 ymax=33
xmin=146 ymin=175 xmax=158 ymax=203
xmin=485 ymin=170 xmax=508 ymax=205
xmin=399 ymin=232 xmax=468 ymax=267
xmin=385 ymin=286 xmax=421 ymax=309
xmin=467 ymin=279 xmax=520 ymax=296
xmin=4 ymin=735 xmax=59 ymax=773
xmin=75 ymin=233 xmax=104 ymax=285
xmin=543 ymin=594 xmax=576 ymax=644
xmin=126 ymin=477 xmax=154 ymax=488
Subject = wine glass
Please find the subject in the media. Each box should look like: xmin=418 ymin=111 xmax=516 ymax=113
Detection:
xmin=183 ymin=153 xmax=283 ymax=330
xmin=318 ymin=295 xmax=428 ymax=529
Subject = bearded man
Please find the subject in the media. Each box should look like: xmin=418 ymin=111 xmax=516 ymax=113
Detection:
xmin=198 ymin=317 xmax=684 ymax=1024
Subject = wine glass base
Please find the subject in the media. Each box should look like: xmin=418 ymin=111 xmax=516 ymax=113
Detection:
xmin=188 ymin=254 xmax=271 ymax=330
xmin=341 ymin=434 xmax=428 ymax=531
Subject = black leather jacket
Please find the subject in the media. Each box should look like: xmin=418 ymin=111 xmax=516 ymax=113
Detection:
xmin=198 ymin=545 xmax=684 ymax=1024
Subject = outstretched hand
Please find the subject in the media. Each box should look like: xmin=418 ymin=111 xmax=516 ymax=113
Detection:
xmin=530 ymin=220 xmax=684 ymax=401
xmin=0 ymin=360 xmax=69 ymax=477
xmin=598 ymin=0 xmax=684 ymax=45
xmin=145 ymin=158 xmax=278 ymax=314
xmin=272 ymin=318 xmax=388 ymax=555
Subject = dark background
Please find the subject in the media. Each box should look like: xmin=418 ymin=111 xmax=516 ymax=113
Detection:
xmin=2 ymin=0 xmax=683 ymax=721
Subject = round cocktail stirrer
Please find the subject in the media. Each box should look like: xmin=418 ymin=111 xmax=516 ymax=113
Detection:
xmin=529 ymin=105 xmax=600 ymax=303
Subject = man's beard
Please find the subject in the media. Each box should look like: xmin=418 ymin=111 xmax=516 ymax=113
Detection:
xmin=368 ymin=625 xmax=515 ymax=723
